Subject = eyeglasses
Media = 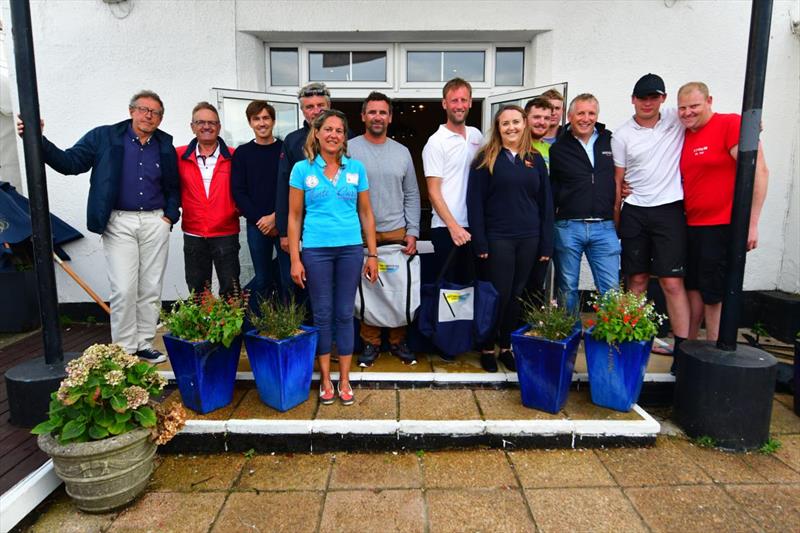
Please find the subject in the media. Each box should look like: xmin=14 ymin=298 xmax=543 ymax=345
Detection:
xmin=191 ymin=120 xmax=220 ymax=127
xmin=131 ymin=105 xmax=164 ymax=117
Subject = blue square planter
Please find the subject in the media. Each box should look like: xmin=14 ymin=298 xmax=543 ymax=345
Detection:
xmin=511 ymin=323 xmax=582 ymax=414
xmin=244 ymin=326 xmax=319 ymax=412
xmin=163 ymin=333 xmax=242 ymax=414
xmin=584 ymin=328 xmax=653 ymax=412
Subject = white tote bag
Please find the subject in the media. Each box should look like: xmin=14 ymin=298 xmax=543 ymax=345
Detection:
xmin=355 ymin=244 xmax=421 ymax=327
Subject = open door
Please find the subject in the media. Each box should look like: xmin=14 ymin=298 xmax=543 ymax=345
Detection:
xmin=212 ymin=88 xmax=300 ymax=146
xmin=483 ymin=82 xmax=568 ymax=130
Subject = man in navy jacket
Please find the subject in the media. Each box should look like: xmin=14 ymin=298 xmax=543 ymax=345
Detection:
xmin=19 ymin=90 xmax=179 ymax=363
xmin=549 ymin=93 xmax=620 ymax=314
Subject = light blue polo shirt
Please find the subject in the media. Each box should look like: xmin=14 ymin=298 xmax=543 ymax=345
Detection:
xmin=289 ymin=154 xmax=369 ymax=248
xmin=577 ymin=128 xmax=599 ymax=167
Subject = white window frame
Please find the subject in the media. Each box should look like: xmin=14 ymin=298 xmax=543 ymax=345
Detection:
xmin=400 ymin=43 xmax=492 ymax=89
xmin=211 ymin=87 xmax=302 ymax=142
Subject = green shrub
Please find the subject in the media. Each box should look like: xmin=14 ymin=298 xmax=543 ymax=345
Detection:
xmin=160 ymin=289 xmax=246 ymax=348
xmin=520 ymin=296 xmax=579 ymax=341
xmin=586 ymin=289 xmax=665 ymax=344
xmin=247 ymin=295 xmax=306 ymax=340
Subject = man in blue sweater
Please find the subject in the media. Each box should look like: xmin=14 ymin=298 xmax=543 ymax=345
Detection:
xmin=549 ymin=93 xmax=620 ymax=314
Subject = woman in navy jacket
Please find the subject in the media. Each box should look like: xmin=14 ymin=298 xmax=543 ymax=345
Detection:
xmin=467 ymin=105 xmax=554 ymax=373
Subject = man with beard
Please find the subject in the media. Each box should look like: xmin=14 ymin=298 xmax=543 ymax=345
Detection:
xmin=348 ymin=92 xmax=420 ymax=367
xmin=525 ymin=96 xmax=555 ymax=169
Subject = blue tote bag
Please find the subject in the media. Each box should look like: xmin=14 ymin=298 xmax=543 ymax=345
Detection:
xmin=418 ymin=247 xmax=499 ymax=356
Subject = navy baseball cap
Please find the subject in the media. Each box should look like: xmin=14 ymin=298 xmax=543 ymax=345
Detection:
xmin=632 ymin=74 xmax=666 ymax=97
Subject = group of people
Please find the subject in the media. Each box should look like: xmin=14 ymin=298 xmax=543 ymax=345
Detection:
xmin=20 ymin=70 xmax=767 ymax=404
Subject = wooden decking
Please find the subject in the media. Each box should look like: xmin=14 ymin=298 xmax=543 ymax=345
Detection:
xmin=0 ymin=324 xmax=110 ymax=494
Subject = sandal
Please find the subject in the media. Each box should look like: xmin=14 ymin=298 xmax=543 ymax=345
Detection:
xmin=651 ymin=338 xmax=673 ymax=355
xmin=319 ymin=382 xmax=335 ymax=405
xmin=337 ymin=382 xmax=355 ymax=406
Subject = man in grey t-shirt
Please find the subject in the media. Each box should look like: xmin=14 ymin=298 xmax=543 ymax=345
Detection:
xmin=349 ymin=92 xmax=421 ymax=367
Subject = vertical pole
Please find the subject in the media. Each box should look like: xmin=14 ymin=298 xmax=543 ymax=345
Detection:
xmin=717 ymin=0 xmax=773 ymax=351
xmin=10 ymin=0 xmax=64 ymax=363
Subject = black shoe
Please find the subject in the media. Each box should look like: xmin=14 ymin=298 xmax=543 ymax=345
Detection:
xmin=390 ymin=342 xmax=417 ymax=365
xmin=480 ymin=352 xmax=498 ymax=373
xmin=137 ymin=348 xmax=167 ymax=364
xmin=438 ymin=351 xmax=457 ymax=362
xmin=358 ymin=343 xmax=380 ymax=368
xmin=498 ymin=350 xmax=516 ymax=372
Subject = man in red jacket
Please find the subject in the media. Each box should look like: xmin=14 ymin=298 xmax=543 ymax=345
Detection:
xmin=177 ymin=102 xmax=240 ymax=297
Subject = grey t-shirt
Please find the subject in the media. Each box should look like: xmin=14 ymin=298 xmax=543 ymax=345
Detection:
xmin=348 ymin=135 xmax=421 ymax=237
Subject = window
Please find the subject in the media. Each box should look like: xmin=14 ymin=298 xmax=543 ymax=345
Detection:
xmin=495 ymin=48 xmax=524 ymax=86
xmin=407 ymin=51 xmax=485 ymax=82
xmin=270 ymin=48 xmax=299 ymax=86
xmin=309 ymin=51 xmax=387 ymax=82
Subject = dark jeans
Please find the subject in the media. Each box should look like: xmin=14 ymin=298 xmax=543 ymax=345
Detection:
xmin=483 ymin=237 xmax=540 ymax=350
xmin=183 ymin=233 xmax=241 ymax=297
xmin=430 ymin=226 xmax=477 ymax=285
xmin=245 ymin=223 xmax=292 ymax=308
xmin=302 ymin=245 xmax=362 ymax=355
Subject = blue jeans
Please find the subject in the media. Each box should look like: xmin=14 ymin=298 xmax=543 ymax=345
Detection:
xmin=302 ymin=245 xmax=362 ymax=355
xmin=245 ymin=223 xmax=292 ymax=308
xmin=554 ymin=219 xmax=620 ymax=314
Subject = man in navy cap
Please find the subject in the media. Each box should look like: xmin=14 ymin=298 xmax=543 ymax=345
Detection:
xmin=611 ymin=74 xmax=690 ymax=359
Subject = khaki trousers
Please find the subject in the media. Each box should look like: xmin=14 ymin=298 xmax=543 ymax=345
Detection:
xmin=360 ymin=227 xmax=407 ymax=346
xmin=102 ymin=210 xmax=170 ymax=354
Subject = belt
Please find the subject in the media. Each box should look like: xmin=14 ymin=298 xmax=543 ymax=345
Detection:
xmin=575 ymin=218 xmax=606 ymax=223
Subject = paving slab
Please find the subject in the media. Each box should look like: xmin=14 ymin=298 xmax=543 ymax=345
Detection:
xmin=318 ymin=489 xmax=425 ymax=533
xmin=474 ymin=389 xmax=565 ymax=420
xmin=314 ymin=388 xmax=397 ymax=420
xmin=770 ymin=400 xmax=800 ymax=434
xmin=724 ymin=484 xmax=800 ymax=532
xmin=162 ymin=387 xmax=248 ymax=421
xmin=422 ymin=449 xmax=517 ymax=489
xmin=426 ymin=488 xmax=534 ymax=533
xmin=399 ymin=389 xmax=480 ymax=420
xmin=773 ymin=434 xmax=800 ymax=473
xmin=150 ymin=453 xmax=246 ymax=491
xmin=236 ymin=453 xmax=332 ymax=491
xmin=211 ymin=491 xmax=324 ymax=533
xmin=596 ymin=438 xmax=711 ymax=486
xmin=108 ymin=491 xmax=226 ymax=532
xmin=328 ymin=451 xmax=421 ymax=489
xmin=774 ymin=392 xmax=794 ymax=409
xmin=509 ymin=449 xmax=615 ymax=488
xmin=230 ymin=388 xmax=317 ymax=420
xmin=740 ymin=451 xmax=800 ymax=482
xmin=430 ymin=351 xmax=486 ymax=373
xmin=360 ymin=351 xmax=434 ymax=373
xmin=625 ymin=485 xmax=761 ymax=532
xmin=562 ymin=388 xmax=641 ymax=420
xmin=675 ymin=440 xmax=767 ymax=483
xmin=525 ymin=487 xmax=647 ymax=533
xmin=26 ymin=494 xmax=117 ymax=533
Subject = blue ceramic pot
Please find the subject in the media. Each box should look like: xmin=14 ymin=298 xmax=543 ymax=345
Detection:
xmin=511 ymin=323 xmax=582 ymax=414
xmin=163 ymin=333 xmax=242 ymax=414
xmin=244 ymin=326 xmax=319 ymax=412
xmin=584 ymin=328 xmax=653 ymax=412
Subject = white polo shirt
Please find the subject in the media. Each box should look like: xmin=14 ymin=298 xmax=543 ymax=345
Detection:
xmin=422 ymin=124 xmax=483 ymax=228
xmin=611 ymin=107 xmax=684 ymax=207
xmin=195 ymin=143 xmax=220 ymax=198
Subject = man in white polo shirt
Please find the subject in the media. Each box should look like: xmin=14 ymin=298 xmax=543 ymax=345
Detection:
xmin=612 ymin=73 xmax=690 ymax=357
xmin=422 ymin=77 xmax=483 ymax=285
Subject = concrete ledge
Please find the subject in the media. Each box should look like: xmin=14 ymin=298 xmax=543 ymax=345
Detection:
xmin=0 ymin=460 xmax=61 ymax=533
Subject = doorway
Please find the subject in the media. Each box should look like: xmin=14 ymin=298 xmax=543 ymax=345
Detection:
xmin=334 ymin=98 xmax=484 ymax=239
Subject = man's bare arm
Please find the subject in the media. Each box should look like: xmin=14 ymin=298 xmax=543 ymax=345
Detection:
xmin=426 ymin=176 xmax=471 ymax=246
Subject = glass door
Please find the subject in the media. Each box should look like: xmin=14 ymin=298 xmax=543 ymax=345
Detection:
xmin=212 ymin=88 xmax=300 ymax=146
xmin=482 ymin=82 xmax=568 ymax=130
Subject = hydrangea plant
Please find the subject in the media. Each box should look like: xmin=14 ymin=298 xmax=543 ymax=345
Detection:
xmin=32 ymin=344 xmax=169 ymax=444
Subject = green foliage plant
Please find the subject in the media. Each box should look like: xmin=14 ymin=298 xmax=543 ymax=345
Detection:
xmin=160 ymin=289 xmax=246 ymax=348
xmin=586 ymin=289 xmax=665 ymax=344
xmin=31 ymin=344 xmax=167 ymax=444
xmin=694 ymin=435 xmax=717 ymax=448
xmin=520 ymin=296 xmax=580 ymax=341
xmin=758 ymin=437 xmax=781 ymax=455
xmin=247 ymin=295 xmax=306 ymax=340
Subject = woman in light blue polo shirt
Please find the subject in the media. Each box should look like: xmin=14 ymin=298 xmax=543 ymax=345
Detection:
xmin=288 ymin=109 xmax=379 ymax=406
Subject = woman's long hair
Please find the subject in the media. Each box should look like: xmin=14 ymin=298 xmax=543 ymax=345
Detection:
xmin=475 ymin=105 xmax=536 ymax=173
xmin=304 ymin=109 xmax=349 ymax=163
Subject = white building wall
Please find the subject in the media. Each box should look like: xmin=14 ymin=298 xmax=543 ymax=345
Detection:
xmin=2 ymin=0 xmax=798 ymax=303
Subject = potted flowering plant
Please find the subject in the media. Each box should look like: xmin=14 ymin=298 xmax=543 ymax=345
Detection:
xmin=31 ymin=344 xmax=185 ymax=512
xmin=583 ymin=289 xmax=666 ymax=412
xmin=511 ymin=297 xmax=582 ymax=414
xmin=160 ymin=289 xmax=246 ymax=414
xmin=244 ymin=296 xmax=318 ymax=412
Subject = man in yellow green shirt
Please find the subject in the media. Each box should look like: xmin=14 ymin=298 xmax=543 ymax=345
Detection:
xmin=525 ymin=96 xmax=555 ymax=170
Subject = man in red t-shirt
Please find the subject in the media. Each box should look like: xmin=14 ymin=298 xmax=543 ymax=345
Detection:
xmin=678 ymin=82 xmax=769 ymax=341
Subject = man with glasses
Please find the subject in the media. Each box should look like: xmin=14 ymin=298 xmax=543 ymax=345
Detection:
xmin=18 ymin=90 xmax=179 ymax=363
xmin=176 ymin=101 xmax=240 ymax=298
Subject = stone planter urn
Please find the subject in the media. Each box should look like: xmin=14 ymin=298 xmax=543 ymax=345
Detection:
xmin=37 ymin=427 xmax=156 ymax=512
